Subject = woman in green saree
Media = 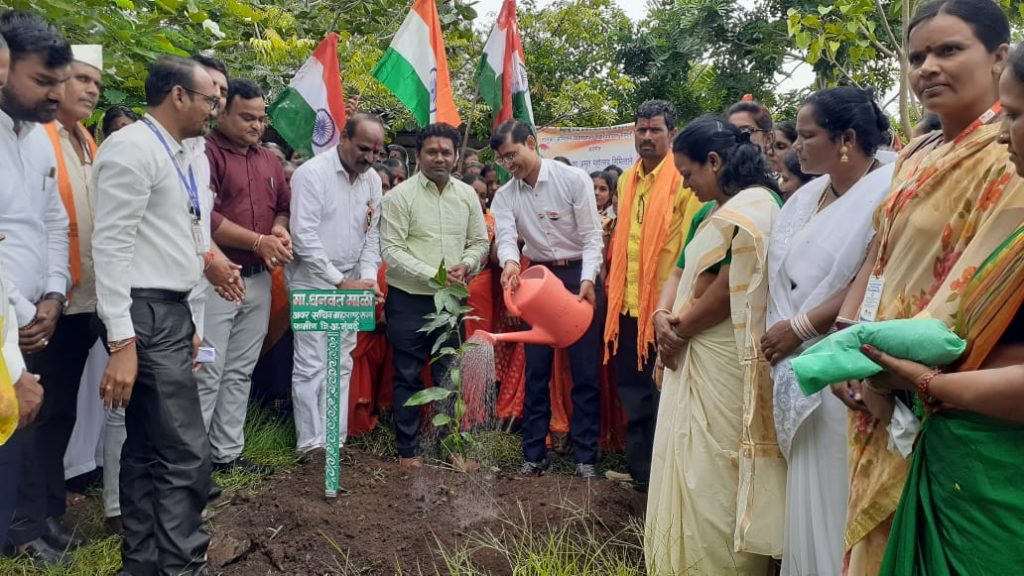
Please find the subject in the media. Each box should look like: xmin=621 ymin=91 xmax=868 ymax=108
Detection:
xmin=862 ymin=41 xmax=1024 ymax=575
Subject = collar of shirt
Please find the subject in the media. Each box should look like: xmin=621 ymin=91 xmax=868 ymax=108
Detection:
xmin=0 ymin=109 xmax=39 ymax=142
xmin=143 ymin=113 xmax=191 ymax=159
xmin=416 ymin=170 xmax=457 ymax=196
xmin=332 ymin=148 xmax=373 ymax=186
xmin=636 ymin=153 xmax=672 ymax=181
xmin=207 ymin=128 xmax=257 ymax=157
xmin=514 ymin=158 xmax=553 ymax=193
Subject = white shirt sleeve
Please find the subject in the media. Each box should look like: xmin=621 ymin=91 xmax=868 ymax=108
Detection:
xmin=358 ymin=182 xmax=383 ymax=281
xmin=572 ymin=171 xmax=604 ymax=283
xmin=42 ymin=172 xmax=71 ymax=296
xmin=290 ymin=168 xmax=344 ymax=287
xmin=3 ymin=297 xmax=26 ymax=382
xmin=7 ymin=280 xmax=38 ymax=328
xmin=92 ymin=148 xmax=151 ymax=342
xmin=491 ymin=187 xmax=520 ymax=268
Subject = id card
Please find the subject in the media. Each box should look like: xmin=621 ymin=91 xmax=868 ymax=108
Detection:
xmin=191 ymin=220 xmax=205 ymax=254
xmin=859 ymin=275 xmax=885 ymax=323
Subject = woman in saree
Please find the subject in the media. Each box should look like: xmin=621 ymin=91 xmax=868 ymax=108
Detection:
xmin=760 ymin=86 xmax=896 ymax=576
xmin=831 ymin=1 xmax=1024 ymax=573
xmin=644 ymin=117 xmax=783 ymax=575
xmin=850 ymin=40 xmax=1024 ymax=576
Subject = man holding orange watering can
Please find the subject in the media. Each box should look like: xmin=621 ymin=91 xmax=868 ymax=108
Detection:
xmin=490 ymin=118 xmax=605 ymax=479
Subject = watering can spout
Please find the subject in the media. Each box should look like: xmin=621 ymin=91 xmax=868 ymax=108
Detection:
xmin=474 ymin=327 xmax=557 ymax=346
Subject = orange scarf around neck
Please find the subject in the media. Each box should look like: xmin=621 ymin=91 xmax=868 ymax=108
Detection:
xmin=604 ymin=156 xmax=679 ymax=366
xmin=44 ymin=121 xmax=98 ymax=288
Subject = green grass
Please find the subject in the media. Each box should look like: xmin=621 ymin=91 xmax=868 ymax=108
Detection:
xmin=427 ymin=500 xmax=646 ymax=575
xmin=0 ymin=405 xmax=298 ymax=575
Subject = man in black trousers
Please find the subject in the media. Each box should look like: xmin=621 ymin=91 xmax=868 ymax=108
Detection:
xmin=93 ymin=55 xmax=224 ymax=576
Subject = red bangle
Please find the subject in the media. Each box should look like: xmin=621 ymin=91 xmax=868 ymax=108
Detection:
xmin=916 ymin=369 xmax=942 ymax=406
xmin=203 ymin=251 xmax=215 ymax=271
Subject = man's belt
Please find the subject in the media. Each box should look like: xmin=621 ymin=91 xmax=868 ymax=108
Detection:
xmin=240 ymin=263 xmax=267 ymax=277
xmin=130 ymin=288 xmax=190 ymax=302
xmin=532 ymin=258 xmax=582 ymax=269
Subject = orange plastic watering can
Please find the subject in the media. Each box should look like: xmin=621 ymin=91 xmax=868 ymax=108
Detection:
xmin=475 ymin=265 xmax=594 ymax=348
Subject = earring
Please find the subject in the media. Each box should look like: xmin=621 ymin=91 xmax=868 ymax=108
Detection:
xmin=840 ymin=145 xmax=849 ymax=163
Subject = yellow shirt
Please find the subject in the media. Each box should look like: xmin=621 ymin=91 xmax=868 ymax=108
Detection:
xmin=621 ymin=156 xmax=703 ymax=316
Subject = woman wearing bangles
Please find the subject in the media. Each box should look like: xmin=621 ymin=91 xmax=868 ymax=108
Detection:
xmin=759 ymin=86 xmax=896 ymax=576
xmin=644 ymin=117 xmax=783 ymax=575
xmin=856 ymin=40 xmax=1024 ymax=576
xmin=831 ymin=1 xmax=1024 ymax=573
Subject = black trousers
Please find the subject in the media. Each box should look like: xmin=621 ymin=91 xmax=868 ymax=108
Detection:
xmin=522 ymin=264 xmax=603 ymax=465
xmin=112 ymin=291 xmax=210 ymax=576
xmin=0 ymin=427 xmax=25 ymax=546
xmin=385 ymin=287 xmax=456 ymax=459
xmin=7 ymin=313 xmax=98 ymax=546
xmin=613 ymin=314 xmax=659 ymax=485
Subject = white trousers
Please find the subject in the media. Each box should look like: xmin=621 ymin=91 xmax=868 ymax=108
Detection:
xmin=291 ymin=329 xmax=358 ymax=452
xmin=195 ymin=271 xmax=272 ymax=463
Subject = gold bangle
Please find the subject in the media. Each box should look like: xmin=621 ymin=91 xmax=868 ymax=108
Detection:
xmin=651 ymin=308 xmax=672 ymax=324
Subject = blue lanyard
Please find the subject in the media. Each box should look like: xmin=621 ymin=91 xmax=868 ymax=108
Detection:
xmin=141 ymin=117 xmax=201 ymax=221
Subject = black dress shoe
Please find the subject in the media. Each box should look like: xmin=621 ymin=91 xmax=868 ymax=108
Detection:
xmin=208 ymin=482 xmax=223 ymax=502
xmin=42 ymin=516 xmax=83 ymax=550
xmin=17 ymin=537 xmax=69 ymax=565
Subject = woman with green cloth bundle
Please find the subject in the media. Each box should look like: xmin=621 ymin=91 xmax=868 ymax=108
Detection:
xmin=760 ymin=86 xmax=896 ymax=576
xmin=856 ymin=40 xmax=1024 ymax=576
xmin=831 ymin=1 xmax=1024 ymax=573
xmin=645 ymin=117 xmax=783 ymax=575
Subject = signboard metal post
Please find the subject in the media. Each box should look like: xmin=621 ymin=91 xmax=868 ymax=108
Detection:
xmin=289 ymin=289 xmax=376 ymax=498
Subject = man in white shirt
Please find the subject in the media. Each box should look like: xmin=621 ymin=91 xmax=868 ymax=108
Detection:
xmin=18 ymin=44 xmax=104 ymax=557
xmin=0 ymin=27 xmax=46 ymax=556
xmin=92 ymin=55 xmax=221 ymax=575
xmin=0 ymin=11 xmax=73 ymax=564
xmin=287 ymin=113 xmax=384 ymax=455
xmin=491 ymin=118 xmax=605 ymax=479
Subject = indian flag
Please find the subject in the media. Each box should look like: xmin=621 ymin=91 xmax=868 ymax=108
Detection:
xmin=372 ymin=0 xmax=461 ymax=127
xmin=268 ymin=33 xmax=347 ymax=158
xmin=476 ymin=0 xmax=534 ymax=129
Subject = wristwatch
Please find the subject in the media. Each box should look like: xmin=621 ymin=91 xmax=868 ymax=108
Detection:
xmin=42 ymin=292 xmax=67 ymax=311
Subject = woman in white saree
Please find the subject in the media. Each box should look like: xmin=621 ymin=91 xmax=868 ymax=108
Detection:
xmin=761 ymin=87 xmax=897 ymax=576
xmin=646 ymin=117 xmax=783 ymax=575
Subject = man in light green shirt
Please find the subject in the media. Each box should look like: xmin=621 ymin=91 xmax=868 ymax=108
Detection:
xmin=380 ymin=123 xmax=488 ymax=466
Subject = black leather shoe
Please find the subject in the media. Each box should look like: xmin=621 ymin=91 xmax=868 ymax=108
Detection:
xmin=213 ymin=456 xmax=274 ymax=476
xmin=518 ymin=459 xmax=548 ymax=476
xmin=42 ymin=516 xmax=82 ymax=550
xmin=17 ymin=537 xmax=69 ymax=565
xmin=208 ymin=482 xmax=223 ymax=502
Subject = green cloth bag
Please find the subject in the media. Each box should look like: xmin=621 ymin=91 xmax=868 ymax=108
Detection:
xmin=791 ymin=318 xmax=966 ymax=395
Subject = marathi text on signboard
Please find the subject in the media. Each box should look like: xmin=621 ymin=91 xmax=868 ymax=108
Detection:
xmin=289 ymin=289 xmax=376 ymax=333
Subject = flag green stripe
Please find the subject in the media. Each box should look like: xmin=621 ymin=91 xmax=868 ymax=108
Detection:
xmin=268 ymin=87 xmax=316 ymax=158
xmin=373 ymin=47 xmax=432 ymax=127
xmin=512 ymin=91 xmax=532 ymax=125
xmin=475 ymin=57 xmax=503 ymax=115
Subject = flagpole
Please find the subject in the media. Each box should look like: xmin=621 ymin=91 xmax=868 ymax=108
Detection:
xmin=460 ymin=82 xmax=481 ymax=166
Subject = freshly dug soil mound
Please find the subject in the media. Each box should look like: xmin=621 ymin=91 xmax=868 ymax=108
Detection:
xmin=210 ymin=448 xmax=645 ymax=574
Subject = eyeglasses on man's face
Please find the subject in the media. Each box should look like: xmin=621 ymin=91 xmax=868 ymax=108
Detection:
xmin=495 ymin=150 xmax=519 ymax=166
xmin=181 ymin=86 xmax=221 ymax=112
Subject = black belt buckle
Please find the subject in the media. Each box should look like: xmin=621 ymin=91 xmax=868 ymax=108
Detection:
xmin=240 ymin=263 xmax=267 ymax=277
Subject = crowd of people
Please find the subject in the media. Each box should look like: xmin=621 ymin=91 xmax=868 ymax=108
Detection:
xmin=0 ymin=0 xmax=1023 ymax=574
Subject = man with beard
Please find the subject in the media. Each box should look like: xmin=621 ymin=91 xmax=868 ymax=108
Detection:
xmin=11 ymin=44 xmax=104 ymax=562
xmin=380 ymin=123 xmax=489 ymax=467
xmin=0 ymin=11 xmax=72 ymax=564
xmin=199 ymin=78 xmax=291 ymax=470
xmin=287 ymin=113 xmax=383 ymax=456
xmin=602 ymin=100 xmax=703 ymax=491
xmin=92 ymin=55 xmax=219 ymax=575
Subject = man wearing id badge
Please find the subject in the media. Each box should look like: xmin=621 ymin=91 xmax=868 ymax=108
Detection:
xmin=93 ymin=55 xmax=220 ymax=575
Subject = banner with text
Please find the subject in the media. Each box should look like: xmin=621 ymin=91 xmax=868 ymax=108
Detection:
xmin=537 ymin=123 xmax=637 ymax=172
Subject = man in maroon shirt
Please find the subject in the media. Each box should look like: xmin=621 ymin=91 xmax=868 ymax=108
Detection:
xmin=198 ymin=78 xmax=292 ymax=474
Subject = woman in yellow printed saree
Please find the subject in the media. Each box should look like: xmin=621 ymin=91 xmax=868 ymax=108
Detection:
xmin=645 ymin=117 xmax=783 ymax=575
xmin=851 ymin=40 xmax=1024 ymax=576
xmin=832 ymin=1 xmax=1024 ymax=573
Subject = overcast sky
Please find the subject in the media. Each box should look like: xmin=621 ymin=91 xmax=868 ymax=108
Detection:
xmin=471 ymin=0 xmax=816 ymax=101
